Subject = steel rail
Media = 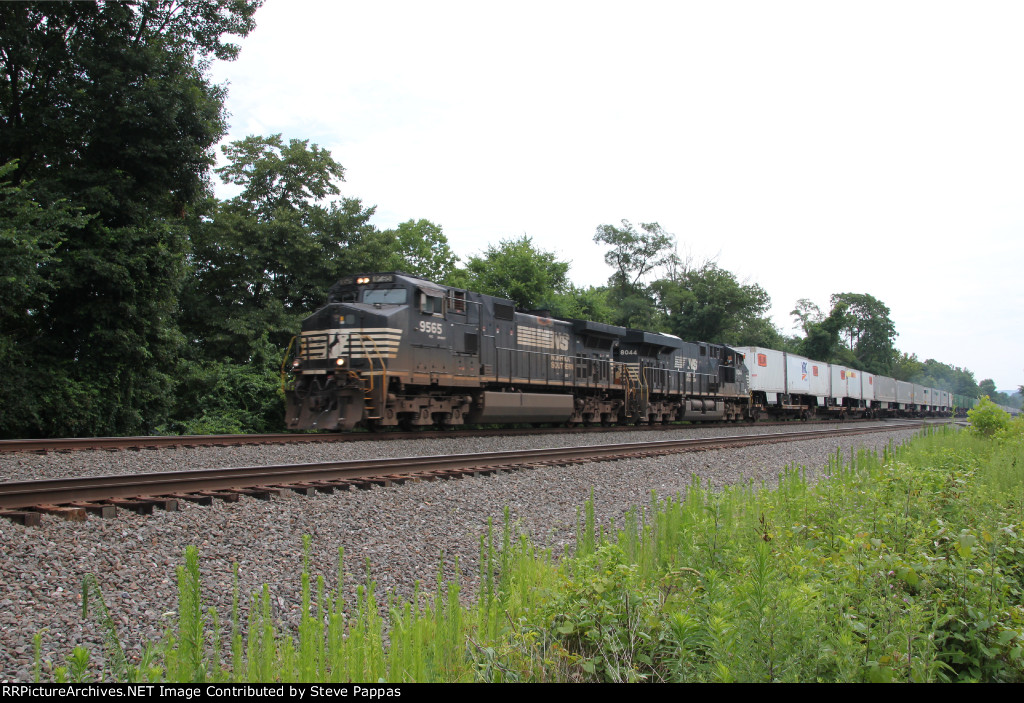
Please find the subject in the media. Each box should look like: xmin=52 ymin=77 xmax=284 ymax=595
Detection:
xmin=0 ymin=422 xmax=932 ymax=510
xmin=0 ymin=417 xmax=942 ymax=454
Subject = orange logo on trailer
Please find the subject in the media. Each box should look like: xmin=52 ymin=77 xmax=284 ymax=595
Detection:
xmin=812 ymin=366 xmax=818 ymax=376
xmin=840 ymin=370 xmax=846 ymax=380
xmin=757 ymin=354 xmax=767 ymax=367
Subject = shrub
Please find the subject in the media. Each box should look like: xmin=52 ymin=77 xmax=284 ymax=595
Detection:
xmin=967 ymin=396 xmax=1011 ymax=437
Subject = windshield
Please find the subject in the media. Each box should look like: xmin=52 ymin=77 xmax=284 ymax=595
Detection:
xmin=363 ymin=288 xmax=408 ymax=304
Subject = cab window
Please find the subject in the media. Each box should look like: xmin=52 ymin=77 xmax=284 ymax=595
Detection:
xmin=363 ymin=288 xmax=408 ymax=304
xmin=421 ymin=293 xmax=444 ymax=316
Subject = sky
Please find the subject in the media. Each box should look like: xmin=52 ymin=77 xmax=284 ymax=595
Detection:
xmin=208 ymin=0 xmax=1024 ymax=390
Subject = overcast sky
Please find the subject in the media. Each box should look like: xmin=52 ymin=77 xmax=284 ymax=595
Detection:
xmin=209 ymin=0 xmax=1023 ymax=389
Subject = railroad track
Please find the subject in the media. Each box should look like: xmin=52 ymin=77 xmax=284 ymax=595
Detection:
xmin=0 ymin=421 xmax=936 ymax=525
xmin=0 ymin=416 xmax=944 ymax=454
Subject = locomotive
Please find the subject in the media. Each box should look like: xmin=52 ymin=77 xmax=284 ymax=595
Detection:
xmin=284 ymin=272 xmax=749 ymax=430
xmin=284 ymin=272 xmax=994 ymax=432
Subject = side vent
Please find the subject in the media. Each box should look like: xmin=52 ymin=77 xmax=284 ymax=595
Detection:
xmin=464 ymin=332 xmax=479 ymax=355
xmin=494 ymin=303 xmax=514 ymax=321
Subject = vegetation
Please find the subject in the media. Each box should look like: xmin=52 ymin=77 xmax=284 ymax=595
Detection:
xmin=0 ymin=1 xmax=1011 ymax=438
xmin=1 ymin=0 xmax=261 ymax=437
xmin=967 ymin=397 xmax=1013 ymax=437
xmin=43 ymin=422 xmax=1024 ymax=682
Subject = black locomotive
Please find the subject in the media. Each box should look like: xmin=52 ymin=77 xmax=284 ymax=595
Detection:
xmin=284 ymin=272 xmax=749 ymax=430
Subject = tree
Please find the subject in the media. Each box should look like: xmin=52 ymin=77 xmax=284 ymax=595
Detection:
xmin=174 ymin=134 xmax=383 ymax=432
xmin=547 ymin=285 xmax=617 ymax=324
xmin=733 ymin=316 xmax=788 ymax=350
xmin=790 ymin=298 xmax=824 ymax=334
xmin=891 ymin=352 xmax=926 ymax=382
xmin=976 ymin=379 xmax=1012 ymax=406
xmin=381 ymin=219 xmax=459 ymax=281
xmin=797 ymin=302 xmax=852 ymax=364
xmin=0 ymin=1 xmax=260 ymax=437
xmin=891 ymin=354 xmax=980 ymax=398
xmin=830 ymin=292 xmax=897 ymax=375
xmin=594 ymin=220 xmax=677 ymax=288
xmin=181 ymin=135 xmax=377 ymax=363
xmin=0 ymin=161 xmax=91 ymax=437
xmin=593 ymin=220 xmax=677 ymax=328
xmin=217 ymin=134 xmax=345 ymax=217
xmin=967 ymin=396 xmax=1011 ymax=437
xmin=0 ymin=162 xmax=89 ymax=331
xmin=652 ymin=263 xmax=772 ymax=344
xmin=452 ymin=235 xmax=570 ymax=311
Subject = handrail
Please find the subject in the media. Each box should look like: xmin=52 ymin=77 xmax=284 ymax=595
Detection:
xmin=357 ymin=332 xmax=389 ymax=419
xmin=280 ymin=335 xmax=298 ymax=394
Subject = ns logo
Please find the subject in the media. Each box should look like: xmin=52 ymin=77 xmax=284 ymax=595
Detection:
xmin=553 ymin=332 xmax=570 ymax=351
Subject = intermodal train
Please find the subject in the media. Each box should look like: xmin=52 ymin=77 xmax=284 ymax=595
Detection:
xmin=283 ymin=272 xmax=988 ymax=431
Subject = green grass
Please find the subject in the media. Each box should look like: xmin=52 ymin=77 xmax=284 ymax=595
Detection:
xmin=47 ymin=421 xmax=1024 ymax=682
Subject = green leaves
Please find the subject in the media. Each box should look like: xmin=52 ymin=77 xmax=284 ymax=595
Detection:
xmin=594 ymin=220 xmax=676 ymax=289
xmin=217 ymin=135 xmax=346 ymax=217
xmin=456 ymin=235 xmax=571 ymax=311
xmin=967 ymin=397 xmax=1011 ymax=437
xmin=0 ymin=1 xmax=259 ymax=437
xmin=653 ymin=263 xmax=773 ymax=345
xmin=381 ymin=219 xmax=459 ymax=282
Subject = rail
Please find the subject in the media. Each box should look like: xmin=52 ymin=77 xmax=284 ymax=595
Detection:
xmin=0 ymin=422 xmax=939 ymax=512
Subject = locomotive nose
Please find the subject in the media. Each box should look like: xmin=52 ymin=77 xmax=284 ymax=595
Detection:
xmin=295 ymin=304 xmax=402 ymax=373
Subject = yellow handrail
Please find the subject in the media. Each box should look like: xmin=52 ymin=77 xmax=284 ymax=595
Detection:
xmin=280 ymin=335 xmax=298 ymax=395
xmin=356 ymin=332 xmax=389 ymax=419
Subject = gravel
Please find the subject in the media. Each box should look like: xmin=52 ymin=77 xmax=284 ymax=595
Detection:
xmin=0 ymin=423 xmax=924 ymax=681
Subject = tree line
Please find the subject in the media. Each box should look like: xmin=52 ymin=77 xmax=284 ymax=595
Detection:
xmin=0 ymin=2 xmax=1014 ymax=439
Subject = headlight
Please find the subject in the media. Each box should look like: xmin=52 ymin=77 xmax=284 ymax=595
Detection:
xmin=292 ymin=359 xmax=301 ymax=369
xmin=335 ymin=358 xmax=346 ymax=366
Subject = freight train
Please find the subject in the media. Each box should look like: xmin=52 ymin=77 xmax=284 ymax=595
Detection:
xmin=283 ymin=272 xmax=983 ymax=431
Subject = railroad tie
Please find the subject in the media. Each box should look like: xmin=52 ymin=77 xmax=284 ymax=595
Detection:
xmin=275 ymin=483 xmax=318 ymax=496
xmin=1 ymin=510 xmax=43 ymax=526
xmin=235 ymin=487 xmax=281 ymax=500
xmin=170 ymin=493 xmax=215 ymax=506
xmin=196 ymin=490 xmax=241 ymax=503
xmin=69 ymin=501 xmax=118 ymax=518
xmin=102 ymin=498 xmax=155 ymax=515
xmin=33 ymin=504 xmax=87 ymax=521
xmin=308 ymin=481 xmax=339 ymax=494
xmin=134 ymin=496 xmax=180 ymax=512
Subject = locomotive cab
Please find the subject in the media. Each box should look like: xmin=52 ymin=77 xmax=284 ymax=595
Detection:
xmin=285 ymin=272 xmax=483 ymax=431
xmin=286 ymin=273 xmax=417 ymax=430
